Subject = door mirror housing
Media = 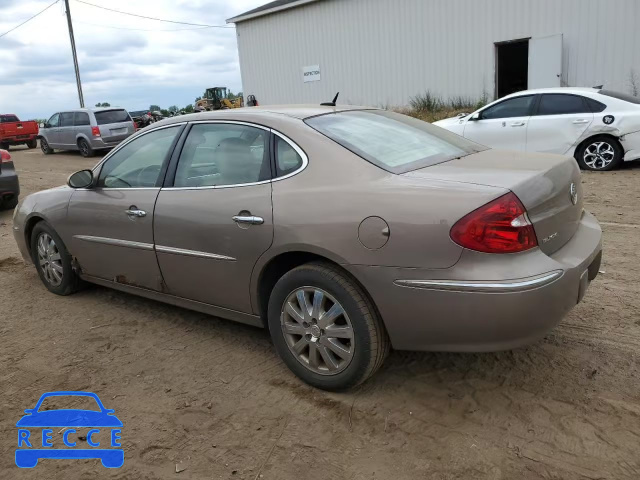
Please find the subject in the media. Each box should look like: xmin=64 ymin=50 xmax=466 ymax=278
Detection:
xmin=39 ymin=123 xmax=45 ymax=128
xmin=469 ymin=112 xmax=481 ymax=121
xmin=68 ymin=169 xmax=94 ymax=189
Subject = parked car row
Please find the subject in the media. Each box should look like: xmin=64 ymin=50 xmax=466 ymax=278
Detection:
xmin=434 ymin=87 xmax=640 ymax=171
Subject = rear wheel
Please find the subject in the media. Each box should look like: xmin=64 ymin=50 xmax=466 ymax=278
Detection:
xmin=26 ymin=139 xmax=37 ymax=149
xmin=576 ymin=136 xmax=623 ymax=171
xmin=2 ymin=196 xmax=18 ymax=210
xmin=40 ymin=138 xmax=53 ymax=154
xmin=268 ymin=262 xmax=389 ymax=391
xmin=30 ymin=222 xmax=81 ymax=296
xmin=78 ymin=138 xmax=94 ymax=158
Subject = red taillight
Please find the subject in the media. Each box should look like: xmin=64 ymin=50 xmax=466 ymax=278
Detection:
xmin=450 ymin=192 xmax=538 ymax=254
xmin=0 ymin=149 xmax=10 ymax=163
xmin=133 ymin=121 xmax=138 ymax=132
xmin=91 ymin=126 xmax=101 ymax=137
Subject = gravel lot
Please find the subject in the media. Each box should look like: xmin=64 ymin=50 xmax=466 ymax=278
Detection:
xmin=1 ymin=146 xmax=639 ymax=479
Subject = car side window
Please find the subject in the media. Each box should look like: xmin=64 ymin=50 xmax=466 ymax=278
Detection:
xmin=537 ymin=94 xmax=590 ymax=115
xmin=174 ymin=123 xmax=270 ymax=188
xmin=74 ymin=112 xmax=90 ymax=126
xmin=48 ymin=113 xmax=60 ymax=128
xmin=275 ymin=136 xmax=303 ymax=177
xmin=59 ymin=112 xmax=74 ymax=127
xmin=585 ymin=97 xmax=607 ymax=113
xmin=480 ymin=96 xmax=535 ymax=120
xmin=97 ymin=126 xmax=181 ymax=188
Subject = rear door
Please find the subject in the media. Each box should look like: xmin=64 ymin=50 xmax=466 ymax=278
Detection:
xmin=463 ymin=95 xmax=535 ymax=150
xmin=526 ymin=94 xmax=594 ymax=154
xmin=153 ymin=121 xmax=274 ymax=313
xmin=58 ymin=112 xmax=76 ymax=148
xmin=67 ymin=124 xmax=183 ymax=290
xmin=93 ymin=109 xmax=134 ymax=145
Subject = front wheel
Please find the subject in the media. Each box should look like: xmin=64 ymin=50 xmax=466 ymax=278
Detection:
xmin=30 ymin=222 xmax=81 ymax=296
xmin=268 ymin=262 xmax=389 ymax=391
xmin=576 ymin=136 xmax=623 ymax=171
xmin=40 ymin=138 xmax=53 ymax=154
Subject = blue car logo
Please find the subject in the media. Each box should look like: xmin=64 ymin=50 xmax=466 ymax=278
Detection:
xmin=15 ymin=391 xmax=123 ymax=468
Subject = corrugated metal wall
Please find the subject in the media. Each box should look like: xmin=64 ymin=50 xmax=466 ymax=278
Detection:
xmin=234 ymin=0 xmax=640 ymax=106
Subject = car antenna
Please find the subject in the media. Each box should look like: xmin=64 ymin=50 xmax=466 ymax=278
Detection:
xmin=321 ymin=92 xmax=339 ymax=107
xmin=593 ymin=84 xmax=604 ymax=89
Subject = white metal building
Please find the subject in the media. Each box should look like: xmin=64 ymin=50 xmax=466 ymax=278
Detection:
xmin=228 ymin=0 xmax=640 ymax=107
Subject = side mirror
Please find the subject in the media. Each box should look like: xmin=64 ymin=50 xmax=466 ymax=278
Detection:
xmin=68 ymin=169 xmax=93 ymax=189
xmin=39 ymin=123 xmax=45 ymax=128
xmin=469 ymin=112 xmax=481 ymax=121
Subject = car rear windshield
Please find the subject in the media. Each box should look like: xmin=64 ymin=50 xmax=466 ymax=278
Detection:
xmin=305 ymin=110 xmax=485 ymax=173
xmin=0 ymin=115 xmax=19 ymax=123
xmin=94 ymin=109 xmax=131 ymax=125
xmin=598 ymin=89 xmax=640 ymax=105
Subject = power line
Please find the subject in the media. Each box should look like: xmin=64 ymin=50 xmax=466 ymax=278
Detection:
xmin=74 ymin=19 xmax=214 ymax=32
xmin=73 ymin=0 xmax=233 ymax=28
xmin=0 ymin=0 xmax=60 ymax=39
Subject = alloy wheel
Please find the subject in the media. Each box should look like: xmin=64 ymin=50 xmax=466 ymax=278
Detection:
xmin=583 ymin=141 xmax=615 ymax=170
xmin=79 ymin=140 xmax=89 ymax=157
xmin=37 ymin=233 xmax=63 ymax=287
xmin=280 ymin=287 xmax=355 ymax=375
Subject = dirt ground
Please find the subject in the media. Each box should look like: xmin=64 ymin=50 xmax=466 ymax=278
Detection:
xmin=1 ymin=146 xmax=639 ymax=480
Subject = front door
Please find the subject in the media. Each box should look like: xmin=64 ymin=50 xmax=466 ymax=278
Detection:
xmin=463 ymin=95 xmax=536 ymax=151
xmin=58 ymin=112 xmax=76 ymax=148
xmin=67 ymin=124 xmax=183 ymax=290
xmin=44 ymin=113 xmax=61 ymax=147
xmin=526 ymin=93 xmax=594 ymax=154
xmin=153 ymin=122 xmax=274 ymax=313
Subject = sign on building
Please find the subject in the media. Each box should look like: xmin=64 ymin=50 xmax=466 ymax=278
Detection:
xmin=303 ymin=65 xmax=321 ymax=83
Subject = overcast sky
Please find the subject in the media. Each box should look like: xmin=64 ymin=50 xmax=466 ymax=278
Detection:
xmin=0 ymin=0 xmax=265 ymax=119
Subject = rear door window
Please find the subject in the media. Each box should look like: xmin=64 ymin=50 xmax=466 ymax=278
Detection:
xmin=174 ymin=123 xmax=270 ymax=187
xmin=585 ymin=97 xmax=607 ymax=112
xmin=536 ymin=94 xmax=590 ymax=115
xmin=59 ymin=112 xmax=75 ymax=127
xmin=94 ymin=109 xmax=131 ymax=125
xmin=481 ymin=96 xmax=535 ymax=119
xmin=275 ymin=136 xmax=303 ymax=177
xmin=74 ymin=112 xmax=90 ymax=126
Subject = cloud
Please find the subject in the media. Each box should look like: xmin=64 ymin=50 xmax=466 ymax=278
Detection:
xmin=0 ymin=0 xmax=266 ymax=118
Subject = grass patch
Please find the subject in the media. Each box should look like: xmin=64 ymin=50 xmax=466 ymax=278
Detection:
xmin=402 ymin=91 xmax=490 ymax=122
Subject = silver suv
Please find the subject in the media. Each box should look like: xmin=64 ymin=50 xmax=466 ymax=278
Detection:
xmin=38 ymin=108 xmax=135 ymax=157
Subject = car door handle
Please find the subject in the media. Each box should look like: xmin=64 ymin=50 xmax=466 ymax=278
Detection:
xmin=125 ymin=208 xmax=147 ymax=218
xmin=572 ymin=119 xmax=590 ymax=124
xmin=232 ymin=215 xmax=264 ymax=225
xmin=510 ymin=121 xmax=526 ymax=127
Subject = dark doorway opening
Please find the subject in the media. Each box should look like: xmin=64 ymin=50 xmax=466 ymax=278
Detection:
xmin=495 ymin=39 xmax=529 ymax=98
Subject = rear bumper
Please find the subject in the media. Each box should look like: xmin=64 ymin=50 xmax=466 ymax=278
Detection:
xmin=348 ymin=210 xmax=602 ymax=352
xmin=1 ymin=134 xmax=37 ymax=144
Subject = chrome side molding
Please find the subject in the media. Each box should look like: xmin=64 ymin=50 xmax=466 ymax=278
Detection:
xmin=74 ymin=235 xmax=154 ymax=251
xmin=155 ymin=245 xmax=236 ymax=261
xmin=394 ymin=271 xmax=563 ymax=293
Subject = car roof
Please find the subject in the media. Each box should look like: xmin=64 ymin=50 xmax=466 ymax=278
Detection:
xmin=154 ymin=105 xmax=374 ymax=126
xmin=504 ymin=87 xmax=600 ymax=98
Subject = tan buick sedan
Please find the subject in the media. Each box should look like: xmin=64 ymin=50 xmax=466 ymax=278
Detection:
xmin=13 ymin=106 xmax=602 ymax=390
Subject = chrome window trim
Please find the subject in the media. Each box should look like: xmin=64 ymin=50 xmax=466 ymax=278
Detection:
xmin=92 ymin=122 xmax=187 ymax=173
xmin=74 ymin=187 xmax=160 ymax=192
xmin=161 ymin=121 xmax=309 ymax=191
xmin=73 ymin=235 xmax=154 ymax=251
xmin=394 ymin=270 xmax=563 ymax=293
xmin=155 ymin=245 xmax=236 ymax=261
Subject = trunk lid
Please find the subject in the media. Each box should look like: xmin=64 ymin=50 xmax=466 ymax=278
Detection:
xmin=404 ymin=149 xmax=583 ymax=255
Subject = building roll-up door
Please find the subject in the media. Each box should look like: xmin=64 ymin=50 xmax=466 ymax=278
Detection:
xmin=528 ymin=34 xmax=563 ymax=89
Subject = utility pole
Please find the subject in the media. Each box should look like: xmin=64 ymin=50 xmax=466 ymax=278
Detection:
xmin=64 ymin=0 xmax=85 ymax=107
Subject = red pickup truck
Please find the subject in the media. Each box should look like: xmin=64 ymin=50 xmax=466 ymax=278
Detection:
xmin=0 ymin=114 xmax=39 ymax=150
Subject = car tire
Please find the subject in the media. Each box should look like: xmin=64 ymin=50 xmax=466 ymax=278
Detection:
xmin=575 ymin=135 xmax=623 ymax=171
xmin=2 ymin=196 xmax=18 ymax=210
xmin=267 ymin=262 xmax=389 ymax=391
xmin=40 ymin=138 xmax=53 ymax=155
xmin=26 ymin=139 xmax=37 ymax=149
xmin=30 ymin=221 xmax=81 ymax=296
xmin=78 ymin=138 xmax=94 ymax=158
xmin=0 ymin=142 xmax=9 ymax=151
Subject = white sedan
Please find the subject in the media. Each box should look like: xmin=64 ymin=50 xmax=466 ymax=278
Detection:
xmin=434 ymin=88 xmax=640 ymax=171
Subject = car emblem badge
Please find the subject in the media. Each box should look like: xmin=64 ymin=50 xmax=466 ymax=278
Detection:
xmin=569 ymin=183 xmax=578 ymax=205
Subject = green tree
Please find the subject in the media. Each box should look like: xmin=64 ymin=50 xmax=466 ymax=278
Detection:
xmin=95 ymin=102 xmax=111 ymax=107
xmin=160 ymin=109 xmax=169 ymax=117
xmin=168 ymin=105 xmax=178 ymax=113
xmin=149 ymin=105 xmax=161 ymax=112
xmin=184 ymin=104 xmax=194 ymax=113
